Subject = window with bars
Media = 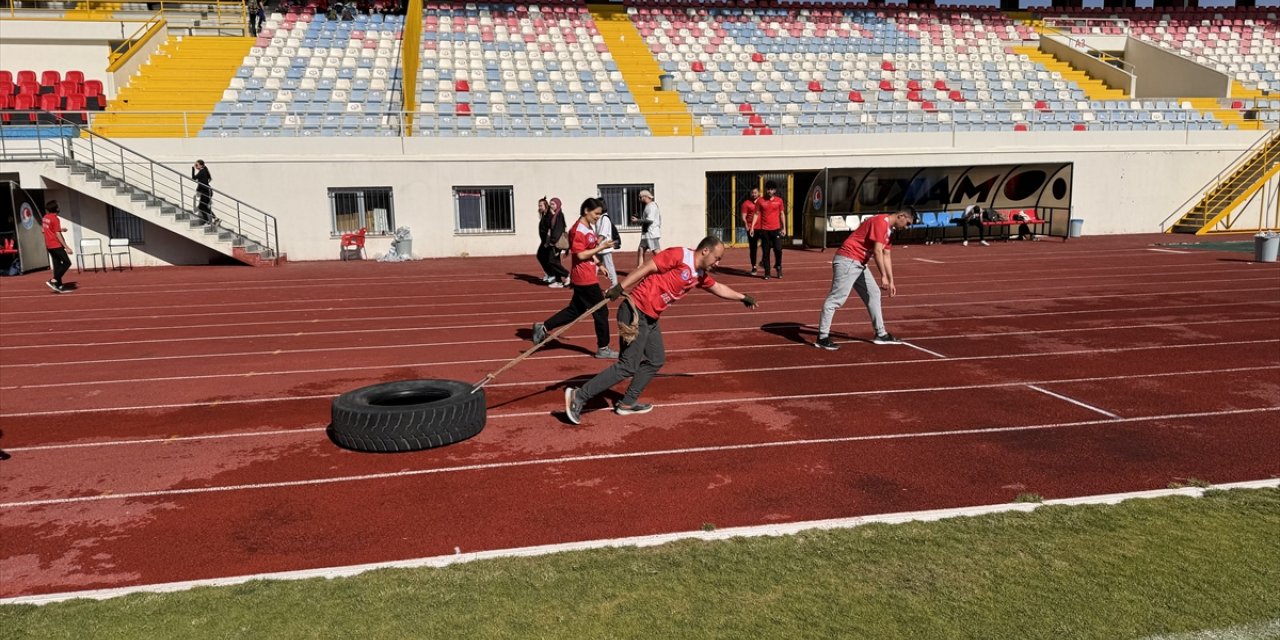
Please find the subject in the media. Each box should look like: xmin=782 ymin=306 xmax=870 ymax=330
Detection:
xmin=597 ymin=184 xmax=654 ymax=232
xmin=329 ymin=187 xmax=394 ymax=236
xmin=453 ymin=186 xmax=515 ymax=234
xmin=107 ymin=206 xmax=144 ymax=244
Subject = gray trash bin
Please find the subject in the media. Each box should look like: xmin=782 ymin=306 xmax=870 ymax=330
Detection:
xmin=394 ymin=238 xmax=413 ymax=258
xmin=1068 ymin=218 xmax=1084 ymax=238
xmin=1255 ymin=233 xmax=1279 ymax=263
xmin=658 ymin=73 xmax=673 ymax=91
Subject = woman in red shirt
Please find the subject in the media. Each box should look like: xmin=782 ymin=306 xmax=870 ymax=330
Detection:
xmin=532 ymin=198 xmax=618 ymax=359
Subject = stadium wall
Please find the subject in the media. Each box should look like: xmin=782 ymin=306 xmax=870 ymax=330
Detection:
xmin=103 ymin=131 xmax=1261 ymax=262
xmin=0 ymin=20 xmax=118 ymax=95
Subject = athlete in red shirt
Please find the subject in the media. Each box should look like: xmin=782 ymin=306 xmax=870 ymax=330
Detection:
xmin=755 ymin=181 xmax=786 ymax=279
xmin=564 ymin=236 xmax=758 ymax=424
xmin=41 ymin=200 xmax=73 ymax=293
xmin=740 ymin=187 xmax=761 ymax=274
xmin=533 ymin=198 xmax=617 ymax=359
xmin=814 ymin=208 xmax=915 ymax=350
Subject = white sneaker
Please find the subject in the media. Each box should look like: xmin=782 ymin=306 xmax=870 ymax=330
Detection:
xmin=980 ymin=240 xmax=990 ymax=247
xmin=962 ymin=241 xmax=969 ymax=247
xmin=548 ymin=280 xmax=566 ymax=289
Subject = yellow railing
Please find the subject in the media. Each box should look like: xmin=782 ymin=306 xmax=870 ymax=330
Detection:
xmin=107 ymin=15 xmax=167 ymax=72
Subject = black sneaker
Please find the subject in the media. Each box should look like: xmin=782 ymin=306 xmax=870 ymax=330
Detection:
xmin=532 ymin=322 xmax=548 ymax=344
xmin=564 ymin=387 xmax=584 ymax=425
xmin=614 ymin=402 xmax=653 ymax=415
xmin=814 ymin=336 xmax=839 ymax=351
xmin=775 ymin=267 xmax=782 ymax=279
xmin=750 ymin=266 xmax=758 ymax=275
xmin=46 ymin=280 xmax=59 ymax=293
xmin=873 ymin=332 xmax=903 ymax=345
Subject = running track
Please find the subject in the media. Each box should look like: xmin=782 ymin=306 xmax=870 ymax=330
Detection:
xmin=1 ymin=234 xmax=1278 ymax=599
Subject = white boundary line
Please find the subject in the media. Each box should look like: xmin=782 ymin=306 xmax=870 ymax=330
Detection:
xmin=6 ymin=365 xmax=1275 ymax=452
xmin=1026 ymin=384 xmax=1122 ymax=419
xmin=4 ymin=285 xmax=1277 ymax=352
xmin=902 ymin=341 xmax=948 ymax=359
xmin=2 ymin=311 xmax=1271 ymax=375
xmin=2 ymin=276 xmax=1275 ymax=340
xmin=3 ymin=407 xmax=1276 ymax=509
xmin=4 ymin=477 xmax=1276 ymax=606
xmin=914 ymin=258 xmax=945 ymax=264
xmin=1146 ymin=248 xmax=1192 ymax=254
xmin=3 ymin=339 xmax=1276 ymax=418
xmin=0 ymin=261 xmax=1239 ymax=318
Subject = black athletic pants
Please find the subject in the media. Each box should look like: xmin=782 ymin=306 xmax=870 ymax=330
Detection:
xmin=544 ymin=283 xmax=610 ymax=349
xmin=759 ymin=229 xmax=782 ymax=273
xmin=962 ymin=219 xmax=986 ymax=241
xmin=48 ymin=247 xmax=71 ymax=286
xmin=747 ymin=231 xmax=760 ymax=268
xmin=537 ymin=244 xmax=569 ymax=280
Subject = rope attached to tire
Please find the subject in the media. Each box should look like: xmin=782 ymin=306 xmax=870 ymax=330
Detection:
xmin=470 ymin=292 xmax=638 ymax=393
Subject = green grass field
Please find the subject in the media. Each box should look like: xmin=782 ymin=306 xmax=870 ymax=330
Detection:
xmin=5 ymin=488 xmax=1279 ymax=640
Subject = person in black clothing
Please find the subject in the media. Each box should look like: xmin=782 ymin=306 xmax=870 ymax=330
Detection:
xmin=540 ymin=197 xmax=570 ymax=287
xmin=192 ymin=159 xmax=214 ymax=224
xmin=536 ymin=197 xmax=568 ymax=285
xmin=960 ymin=203 xmax=989 ymax=247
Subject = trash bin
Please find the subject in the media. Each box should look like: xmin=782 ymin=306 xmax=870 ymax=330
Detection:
xmin=658 ymin=73 xmax=673 ymax=91
xmin=1255 ymin=232 xmax=1279 ymax=263
xmin=1068 ymin=218 xmax=1084 ymax=238
xmin=394 ymin=238 xmax=413 ymax=258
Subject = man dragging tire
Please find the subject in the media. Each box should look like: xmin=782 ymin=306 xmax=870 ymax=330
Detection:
xmin=564 ymin=236 xmax=757 ymax=424
xmin=814 ymin=207 xmax=915 ymax=350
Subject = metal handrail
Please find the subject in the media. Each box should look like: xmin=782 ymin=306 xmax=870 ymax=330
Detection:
xmin=1159 ymin=128 xmax=1279 ymax=231
xmin=0 ymin=114 xmax=279 ymax=259
xmin=1037 ymin=21 xmax=1136 ymax=74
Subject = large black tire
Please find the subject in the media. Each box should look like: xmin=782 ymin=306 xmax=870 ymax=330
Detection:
xmin=328 ymin=380 xmax=486 ymax=453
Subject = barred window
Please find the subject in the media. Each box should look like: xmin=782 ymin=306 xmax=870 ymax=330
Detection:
xmin=597 ymin=184 xmax=653 ymax=232
xmin=107 ymin=206 xmax=144 ymax=244
xmin=454 ymin=186 xmax=515 ymax=234
xmin=329 ymin=187 xmax=394 ymax=235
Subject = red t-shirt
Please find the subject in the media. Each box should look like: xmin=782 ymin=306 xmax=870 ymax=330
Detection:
xmin=42 ymin=213 xmax=64 ymax=250
xmin=568 ymin=218 xmax=602 ymax=286
xmin=740 ymin=198 xmax=758 ymax=228
xmin=836 ymin=214 xmax=893 ymax=264
xmin=631 ymin=247 xmax=717 ymax=319
xmin=756 ymin=196 xmax=784 ymax=231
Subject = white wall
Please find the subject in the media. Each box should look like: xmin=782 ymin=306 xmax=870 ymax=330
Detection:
xmin=105 ymin=130 xmax=1264 ymax=261
xmin=0 ymin=19 xmax=133 ymax=95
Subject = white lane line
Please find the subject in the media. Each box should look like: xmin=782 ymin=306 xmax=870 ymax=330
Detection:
xmin=4 ymin=285 xmax=1277 ymax=352
xmin=0 ymin=261 xmax=1241 ymax=320
xmin=903 ymin=342 xmax=947 ymax=358
xmin=6 ymin=365 xmax=1276 ymax=444
xmin=914 ymin=258 xmax=945 ymax=264
xmin=3 ymin=407 xmax=1275 ymax=510
xmin=3 ymin=312 xmax=1272 ymax=375
xmin=1025 ymin=384 xmax=1122 ymax=419
xmin=1146 ymin=248 xmax=1192 ymax=254
xmin=5 ymin=335 xmax=1274 ymax=409
xmin=3 ymin=275 xmax=1275 ymax=340
xmin=6 ymin=478 xmax=1275 ymax=606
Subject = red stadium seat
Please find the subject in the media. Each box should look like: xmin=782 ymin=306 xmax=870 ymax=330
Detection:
xmin=738 ymin=103 xmax=753 ymax=113
xmin=934 ymin=79 xmax=949 ymax=91
xmin=41 ymin=70 xmax=61 ymax=86
xmin=456 ymin=103 xmax=471 ymax=116
xmin=65 ymin=70 xmax=85 ymax=84
xmin=847 ymin=90 xmax=863 ymax=103
xmin=880 ymin=60 xmax=895 ymax=71
xmin=0 ymin=71 xmax=11 ymax=85
xmin=807 ymin=80 xmax=822 ymax=92
xmin=1014 ymin=123 xmax=1029 ymax=131
xmin=13 ymin=94 xmax=36 ymax=123
xmin=16 ymin=70 xmax=36 ymax=85
xmin=879 ymin=79 xmax=893 ymax=91
xmin=691 ymin=60 xmax=704 ymax=72
xmin=455 ymin=79 xmax=469 ymax=92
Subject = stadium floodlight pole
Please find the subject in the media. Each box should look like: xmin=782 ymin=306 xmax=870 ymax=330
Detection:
xmin=401 ymin=0 xmax=423 ymax=136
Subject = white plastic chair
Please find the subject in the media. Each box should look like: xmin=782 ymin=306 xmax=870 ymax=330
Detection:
xmin=77 ymin=238 xmax=104 ymax=273
xmin=107 ymin=238 xmax=133 ymax=271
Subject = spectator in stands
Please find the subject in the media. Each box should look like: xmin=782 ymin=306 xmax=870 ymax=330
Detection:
xmin=532 ymin=197 xmax=618 ymax=360
xmin=41 ymin=200 xmax=72 ymax=294
xmin=813 ymin=207 xmax=914 ymax=351
xmin=740 ymin=186 xmax=761 ymax=275
xmin=326 ymin=4 xmax=338 ymax=20
xmin=633 ymin=189 xmax=661 ymax=269
xmin=960 ymin=203 xmax=989 ymax=247
xmin=248 ymin=0 xmax=264 ymax=37
xmin=595 ymin=201 xmax=620 ymax=287
xmin=543 ymin=197 xmax=570 ymax=288
xmin=756 ymin=180 xmax=785 ymax=279
xmin=564 ymin=236 xmax=757 ymax=424
xmin=192 ymin=159 xmax=214 ymax=224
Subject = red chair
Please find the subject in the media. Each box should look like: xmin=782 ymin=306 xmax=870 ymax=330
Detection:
xmin=13 ymin=94 xmax=36 ymax=123
xmin=456 ymin=102 xmax=471 ymax=116
xmin=340 ymin=227 xmax=367 ymax=260
xmin=18 ymin=81 xmax=39 ymax=96
xmin=65 ymin=70 xmax=85 ymax=84
xmin=16 ymin=70 xmax=36 ymax=85
xmin=0 ymin=80 xmax=12 ymax=97
xmin=0 ymin=71 xmax=11 ymax=85
xmin=63 ymin=95 xmax=87 ymax=124
xmin=84 ymin=80 xmax=104 ymax=109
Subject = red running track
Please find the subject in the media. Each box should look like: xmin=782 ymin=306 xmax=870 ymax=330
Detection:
xmin=1 ymin=234 xmax=1278 ymax=598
